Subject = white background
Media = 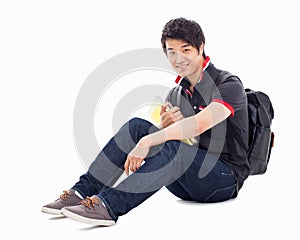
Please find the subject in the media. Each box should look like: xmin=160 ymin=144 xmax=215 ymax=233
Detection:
xmin=0 ymin=0 xmax=299 ymax=239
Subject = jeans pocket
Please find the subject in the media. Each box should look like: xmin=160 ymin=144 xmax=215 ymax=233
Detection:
xmin=203 ymin=184 xmax=236 ymax=203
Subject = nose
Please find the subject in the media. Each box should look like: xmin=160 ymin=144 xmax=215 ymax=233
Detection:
xmin=175 ymin=52 xmax=185 ymax=64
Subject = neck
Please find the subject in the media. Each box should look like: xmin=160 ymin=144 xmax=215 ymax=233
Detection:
xmin=187 ymin=55 xmax=205 ymax=89
xmin=188 ymin=67 xmax=202 ymax=87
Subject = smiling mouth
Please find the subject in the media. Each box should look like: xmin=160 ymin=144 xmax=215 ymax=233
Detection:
xmin=176 ymin=63 xmax=189 ymax=71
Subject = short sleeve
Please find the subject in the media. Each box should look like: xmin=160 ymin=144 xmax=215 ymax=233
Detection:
xmin=211 ymin=77 xmax=246 ymax=117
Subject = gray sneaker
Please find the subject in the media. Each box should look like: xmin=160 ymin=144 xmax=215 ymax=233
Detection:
xmin=61 ymin=196 xmax=115 ymax=226
xmin=41 ymin=189 xmax=82 ymax=215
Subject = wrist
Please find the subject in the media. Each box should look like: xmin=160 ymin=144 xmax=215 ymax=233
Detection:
xmin=139 ymin=136 xmax=152 ymax=147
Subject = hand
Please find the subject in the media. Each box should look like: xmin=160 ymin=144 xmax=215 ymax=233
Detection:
xmin=159 ymin=102 xmax=184 ymax=128
xmin=124 ymin=138 xmax=150 ymax=175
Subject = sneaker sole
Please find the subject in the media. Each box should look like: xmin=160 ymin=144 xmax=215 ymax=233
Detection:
xmin=41 ymin=206 xmax=62 ymax=215
xmin=61 ymin=208 xmax=115 ymax=226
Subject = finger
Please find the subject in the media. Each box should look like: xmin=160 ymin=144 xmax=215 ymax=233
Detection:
xmin=136 ymin=159 xmax=143 ymax=170
xmin=173 ymin=110 xmax=182 ymax=118
xmin=160 ymin=111 xmax=170 ymax=121
xmin=160 ymin=112 xmax=173 ymax=124
xmin=160 ymin=105 xmax=167 ymax=115
xmin=166 ymin=102 xmax=173 ymax=109
xmin=135 ymin=158 xmax=144 ymax=171
xmin=124 ymin=158 xmax=130 ymax=175
xmin=131 ymin=158 xmax=137 ymax=173
xmin=161 ymin=113 xmax=175 ymax=127
xmin=170 ymin=106 xmax=180 ymax=113
xmin=170 ymin=113 xmax=177 ymax=121
xmin=132 ymin=160 xmax=140 ymax=173
xmin=135 ymin=159 xmax=142 ymax=170
xmin=134 ymin=158 xmax=143 ymax=172
xmin=177 ymin=114 xmax=184 ymax=120
xmin=166 ymin=111 xmax=177 ymax=122
xmin=129 ymin=158 xmax=136 ymax=173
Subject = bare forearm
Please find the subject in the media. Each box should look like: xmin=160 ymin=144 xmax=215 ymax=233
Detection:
xmin=141 ymin=115 xmax=200 ymax=147
xmin=140 ymin=102 xmax=231 ymax=148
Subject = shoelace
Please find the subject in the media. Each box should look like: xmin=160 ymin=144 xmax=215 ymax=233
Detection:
xmin=59 ymin=190 xmax=71 ymax=201
xmin=79 ymin=196 xmax=99 ymax=209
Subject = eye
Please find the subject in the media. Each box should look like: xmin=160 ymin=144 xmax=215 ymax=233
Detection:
xmin=168 ymin=51 xmax=176 ymax=56
xmin=183 ymin=48 xmax=191 ymax=53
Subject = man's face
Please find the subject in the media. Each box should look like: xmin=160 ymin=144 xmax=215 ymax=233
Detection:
xmin=165 ymin=39 xmax=203 ymax=78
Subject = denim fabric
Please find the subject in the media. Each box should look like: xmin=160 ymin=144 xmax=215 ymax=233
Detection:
xmin=72 ymin=118 xmax=236 ymax=222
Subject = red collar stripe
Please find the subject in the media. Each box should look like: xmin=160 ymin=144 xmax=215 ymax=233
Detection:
xmin=202 ymin=56 xmax=210 ymax=71
xmin=185 ymin=89 xmax=192 ymax=97
xmin=175 ymin=75 xmax=183 ymax=84
xmin=198 ymin=56 xmax=211 ymax=82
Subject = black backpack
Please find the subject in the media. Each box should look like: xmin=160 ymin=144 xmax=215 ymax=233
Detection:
xmin=220 ymin=72 xmax=275 ymax=175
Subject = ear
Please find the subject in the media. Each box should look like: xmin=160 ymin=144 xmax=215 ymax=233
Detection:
xmin=199 ymin=43 xmax=204 ymax=56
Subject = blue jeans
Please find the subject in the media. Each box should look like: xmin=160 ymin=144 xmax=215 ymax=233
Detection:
xmin=72 ymin=118 xmax=237 ymax=222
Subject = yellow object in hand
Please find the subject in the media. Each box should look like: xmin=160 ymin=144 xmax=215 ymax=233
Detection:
xmin=149 ymin=104 xmax=162 ymax=125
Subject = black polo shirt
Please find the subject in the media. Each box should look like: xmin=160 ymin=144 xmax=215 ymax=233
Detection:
xmin=168 ymin=59 xmax=250 ymax=190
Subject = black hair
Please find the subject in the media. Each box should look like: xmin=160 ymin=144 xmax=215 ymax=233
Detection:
xmin=161 ymin=17 xmax=206 ymax=57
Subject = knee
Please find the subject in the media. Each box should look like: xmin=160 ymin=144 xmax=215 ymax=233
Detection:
xmin=120 ymin=117 xmax=148 ymax=133
xmin=120 ymin=117 xmax=156 ymax=143
xmin=129 ymin=117 xmax=150 ymax=126
xmin=128 ymin=117 xmax=155 ymax=132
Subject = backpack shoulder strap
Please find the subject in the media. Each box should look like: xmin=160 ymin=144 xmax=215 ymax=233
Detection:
xmin=214 ymin=70 xmax=242 ymax=87
xmin=216 ymin=71 xmax=248 ymax=152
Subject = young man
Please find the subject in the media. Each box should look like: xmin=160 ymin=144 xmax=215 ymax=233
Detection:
xmin=42 ymin=17 xmax=250 ymax=226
